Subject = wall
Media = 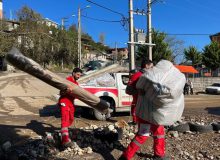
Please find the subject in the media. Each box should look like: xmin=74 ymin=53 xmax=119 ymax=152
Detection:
xmin=189 ymin=77 xmax=220 ymax=92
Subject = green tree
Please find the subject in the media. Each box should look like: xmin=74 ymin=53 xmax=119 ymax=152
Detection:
xmin=202 ymin=42 xmax=220 ymax=75
xmin=184 ymin=46 xmax=202 ymax=67
xmin=0 ymin=20 xmax=16 ymax=56
xmin=53 ymin=29 xmax=78 ymax=67
xmin=4 ymin=6 xmax=108 ymax=69
xmin=15 ymin=6 xmax=59 ymax=67
xmin=137 ymin=29 xmax=172 ymax=63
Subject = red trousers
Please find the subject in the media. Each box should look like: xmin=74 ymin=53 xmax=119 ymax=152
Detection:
xmin=131 ymin=95 xmax=138 ymax=123
xmin=59 ymin=96 xmax=75 ymax=144
xmin=123 ymin=119 xmax=165 ymax=160
xmin=131 ymin=103 xmax=137 ymax=123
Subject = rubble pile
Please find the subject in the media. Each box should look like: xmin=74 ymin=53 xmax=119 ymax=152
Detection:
xmin=0 ymin=121 xmax=135 ymax=160
xmin=0 ymin=118 xmax=219 ymax=160
xmin=166 ymin=116 xmax=220 ymax=160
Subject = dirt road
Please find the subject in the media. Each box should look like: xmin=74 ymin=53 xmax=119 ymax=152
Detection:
xmin=0 ymin=72 xmax=219 ymax=159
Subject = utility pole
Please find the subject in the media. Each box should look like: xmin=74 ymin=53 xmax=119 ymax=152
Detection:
xmin=115 ymin=42 xmax=118 ymax=62
xmin=61 ymin=18 xmax=67 ymax=70
xmin=147 ymin=0 xmax=152 ymax=61
xmin=61 ymin=18 xmax=66 ymax=30
xmin=77 ymin=7 xmax=82 ymax=68
xmin=128 ymin=0 xmax=135 ymax=70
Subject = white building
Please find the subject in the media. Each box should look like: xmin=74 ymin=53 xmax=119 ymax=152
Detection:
xmin=43 ymin=18 xmax=59 ymax=28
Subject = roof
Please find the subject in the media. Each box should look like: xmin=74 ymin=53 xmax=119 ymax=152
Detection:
xmin=210 ymin=32 xmax=220 ymax=37
xmin=175 ymin=65 xmax=199 ymax=74
xmin=210 ymin=32 xmax=220 ymax=40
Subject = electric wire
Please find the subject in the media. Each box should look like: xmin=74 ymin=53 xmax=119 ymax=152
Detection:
xmin=85 ymin=0 xmax=128 ymax=30
xmin=86 ymin=0 xmax=125 ymax=17
xmin=81 ymin=15 xmax=121 ymax=23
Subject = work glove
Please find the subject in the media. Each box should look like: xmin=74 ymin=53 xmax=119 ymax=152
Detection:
xmin=106 ymin=102 xmax=113 ymax=119
xmin=106 ymin=108 xmax=113 ymax=119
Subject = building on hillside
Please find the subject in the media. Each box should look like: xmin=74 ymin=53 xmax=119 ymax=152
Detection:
xmin=42 ymin=18 xmax=59 ymax=28
xmin=84 ymin=50 xmax=108 ymax=62
xmin=2 ymin=20 xmax=20 ymax=32
xmin=210 ymin=32 xmax=220 ymax=45
xmin=107 ymin=47 xmax=128 ymax=61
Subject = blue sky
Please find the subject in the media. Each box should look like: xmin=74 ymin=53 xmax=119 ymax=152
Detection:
xmin=3 ymin=0 xmax=220 ymax=51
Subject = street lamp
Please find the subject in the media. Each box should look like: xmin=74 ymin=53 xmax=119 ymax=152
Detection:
xmin=78 ymin=5 xmax=90 ymax=68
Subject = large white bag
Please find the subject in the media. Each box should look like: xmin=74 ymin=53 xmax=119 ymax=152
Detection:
xmin=136 ymin=60 xmax=186 ymax=125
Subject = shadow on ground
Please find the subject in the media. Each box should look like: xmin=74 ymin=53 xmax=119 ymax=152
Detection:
xmin=39 ymin=104 xmax=131 ymax=123
xmin=0 ymin=120 xmax=59 ymax=145
xmin=39 ymin=104 xmax=61 ymax=118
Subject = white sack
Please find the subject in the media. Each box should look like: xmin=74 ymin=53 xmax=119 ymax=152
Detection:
xmin=85 ymin=73 xmax=115 ymax=87
xmin=136 ymin=60 xmax=186 ymax=125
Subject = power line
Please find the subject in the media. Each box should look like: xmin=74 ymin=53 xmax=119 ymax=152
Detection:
xmin=81 ymin=15 xmax=121 ymax=23
xmin=86 ymin=0 xmax=125 ymax=17
xmin=165 ymin=34 xmax=212 ymax=36
xmin=142 ymin=29 xmax=213 ymax=36
xmin=82 ymin=14 xmax=128 ymax=31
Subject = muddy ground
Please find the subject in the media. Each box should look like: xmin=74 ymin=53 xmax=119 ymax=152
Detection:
xmin=0 ymin=72 xmax=219 ymax=160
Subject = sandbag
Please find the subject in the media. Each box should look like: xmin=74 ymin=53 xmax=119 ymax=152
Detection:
xmin=136 ymin=60 xmax=186 ymax=125
xmin=6 ymin=47 xmax=109 ymax=114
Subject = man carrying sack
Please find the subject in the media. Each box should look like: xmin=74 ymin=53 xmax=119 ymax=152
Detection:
xmin=126 ymin=59 xmax=153 ymax=124
xmin=119 ymin=60 xmax=186 ymax=160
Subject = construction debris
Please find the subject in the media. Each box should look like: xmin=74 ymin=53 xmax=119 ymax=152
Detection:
xmin=0 ymin=118 xmax=219 ymax=160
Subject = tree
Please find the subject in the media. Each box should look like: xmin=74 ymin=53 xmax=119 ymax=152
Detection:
xmin=0 ymin=20 xmax=16 ymax=56
xmin=137 ymin=29 xmax=172 ymax=63
xmin=15 ymin=6 xmax=63 ymax=67
xmin=165 ymin=36 xmax=185 ymax=63
xmin=202 ymin=42 xmax=220 ymax=75
xmin=184 ymin=46 xmax=202 ymax=67
xmin=1 ymin=6 xmax=108 ymax=69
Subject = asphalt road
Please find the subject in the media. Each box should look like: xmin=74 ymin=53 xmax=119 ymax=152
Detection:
xmin=0 ymin=72 xmax=219 ymax=145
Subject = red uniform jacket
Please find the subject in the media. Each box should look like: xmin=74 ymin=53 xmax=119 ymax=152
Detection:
xmin=126 ymin=71 xmax=143 ymax=104
xmin=61 ymin=76 xmax=79 ymax=101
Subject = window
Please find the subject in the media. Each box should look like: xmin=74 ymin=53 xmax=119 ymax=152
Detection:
xmin=122 ymin=75 xmax=129 ymax=85
xmin=212 ymin=83 xmax=220 ymax=87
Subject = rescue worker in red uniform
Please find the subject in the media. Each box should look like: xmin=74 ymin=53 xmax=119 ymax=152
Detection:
xmin=120 ymin=59 xmax=169 ymax=160
xmin=58 ymin=68 xmax=82 ymax=148
xmin=126 ymin=69 xmax=138 ymax=124
xmin=126 ymin=60 xmax=153 ymax=124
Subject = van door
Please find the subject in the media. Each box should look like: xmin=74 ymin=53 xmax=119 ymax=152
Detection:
xmin=116 ymin=73 xmax=132 ymax=112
